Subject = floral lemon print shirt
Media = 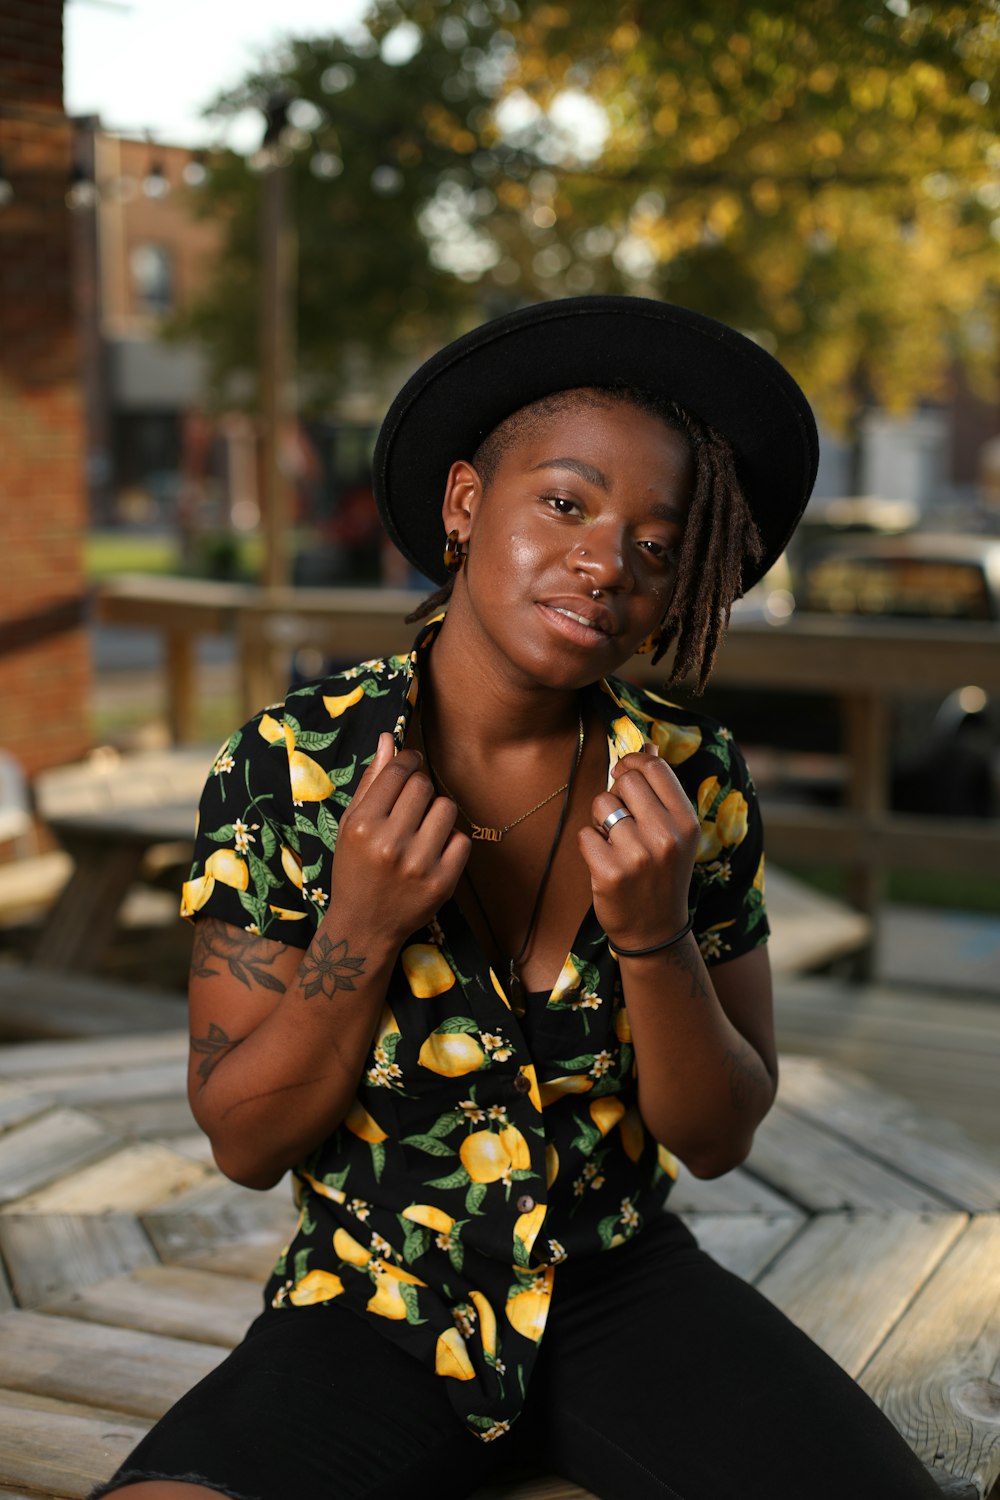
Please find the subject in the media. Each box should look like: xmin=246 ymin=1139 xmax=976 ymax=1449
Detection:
xmin=181 ymin=615 xmax=768 ymax=1442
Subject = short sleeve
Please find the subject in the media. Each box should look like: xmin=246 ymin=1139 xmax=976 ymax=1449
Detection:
xmin=179 ymin=705 xmax=314 ymax=949
xmin=689 ymin=734 xmax=769 ymax=968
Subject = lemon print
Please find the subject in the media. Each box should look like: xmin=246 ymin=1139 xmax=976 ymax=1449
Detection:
xmin=401 ymin=944 xmax=455 ymax=998
xmin=460 ymin=1130 xmax=512 ymax=1184
xmin=649 ymin=719 xmax=702 ymax=765
xmin=280 ymin=845 xmax=303 ymax=888
xmin=657 ymin=1143 xmax=680 ymax=1180
xmin=289 ymin=750 xmax=333 ymax=803
xmin=288 ymin=1270 xmax=344 ymax=1305
xmin=614 ymin=1004 xmax=632 ymax=1043
xmin=753 ymin=853 xmax=766 ymax=894
xmin=268 ymin=904 xmax=307 ymax=920
xmin=323 ymin=685 xmax=365 ymax=718
xmin=539 ymin=1074 xmax=593 ymax=1108
xmin=376 ymin=1005 xmax=400 ymax=1045
xmin=435 ymin=1326 xmax=476 ymax=1381
xmin=489 ymin=968 xmax=512 ymax=1010
xmin=368 ymin=1276 xmax=409 ymax=1320
xmin=697 ymin=776 xmax=720 ymax=820
xmin=333 ymin=1227 xmax=371 ymax=1268
xmin=469 ymin=1290 xmax=496 ymax=1359
xmin=550 ymin=954 xmax=582 ymax=1006
xmin=518 ymin=1062 xmax=543 ymax=1113
xmin=716 ymin=789 xmax=749 ymax=847
xmin=513 ymin=1202 xmax=547 ymax=1259
xmin=204 ymin=848 xmax=249 ymax=890
xmin=505 ymin=1267 xmax=553 ymax=1342
xmin=299 ymin=1170 xmax=346 ymax=1205
xmin=180 ymin=873 xmax=215 ymax=916
xmin=611 ymin=715 xmax=645 ymax=759
xmin=589 ymin=1096 xmax=626 ymax=1137
xmin=402 ymin=1203 xmax=455 ymax=1235
xmin=343 ymin=1098 xmax=387 ymax=1144
xmin=619 ymin=1106 xmax=646 ymax=1163
xmin=545 ymin=1143 xmax=559 ymax=1188
xmin=695 ymin=824 xmax=723 ymax=864
xmin=258 ymin=713 xmax=285 ymax=744
xmin=500 ymin=1123 xmax=531 ymax=1171
xmin=418 ymin=1029 xmax=486 ymax=1078
xmin=366 ymin=1263 xmax=427 ymax=1320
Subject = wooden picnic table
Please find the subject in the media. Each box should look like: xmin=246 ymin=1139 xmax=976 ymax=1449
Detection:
xmin=0 ymin=1035 xmax=995 ymax=1499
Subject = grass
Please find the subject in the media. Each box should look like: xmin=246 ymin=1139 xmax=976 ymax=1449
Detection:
xmin=784 ymin=862 xmax=1000 ymax=915
xmin=85 ymin=530 xmax=267 ymax=584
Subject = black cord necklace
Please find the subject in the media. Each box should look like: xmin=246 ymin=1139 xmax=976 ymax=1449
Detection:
xmin=418 ymin=705 xmax=585 ymax=1014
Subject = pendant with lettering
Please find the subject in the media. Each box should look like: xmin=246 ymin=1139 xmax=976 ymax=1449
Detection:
xmin=471 ymin=823 xmax=503 ymax=843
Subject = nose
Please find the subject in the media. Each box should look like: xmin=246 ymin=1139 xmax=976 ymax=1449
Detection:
xmin=571 ymin=527 xmax=632 ymax=593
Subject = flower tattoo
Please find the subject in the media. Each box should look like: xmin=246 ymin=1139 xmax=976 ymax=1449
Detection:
xmin=299 ymin=932 xmax=367 ymax=998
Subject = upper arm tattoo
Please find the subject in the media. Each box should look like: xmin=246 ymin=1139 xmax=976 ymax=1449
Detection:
xmin=191 ymin=917 xmax=290 ymax=992
xmin=191 ymin=1021 xmax=243 ymax=1085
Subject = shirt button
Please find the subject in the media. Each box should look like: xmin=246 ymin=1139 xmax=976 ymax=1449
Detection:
xmin=516 ymin=1194 xmax=535 ymax=1213
xmin=513 ymin=1071 xmax=531 ymax=1094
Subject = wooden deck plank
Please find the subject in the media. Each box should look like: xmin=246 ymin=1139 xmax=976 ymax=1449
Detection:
xmin=142 ymin=1177 xmax=295 ymax=1265
xmin=9 ymin=1061 xmax=186 ymax=1111
xmin=0 ymin=1309 xmax=224 ymax=1420
xmin=90 ymin=1095 xmax=200 ymax=1141
xmin=174 ymin=1236 xmax=287 ymax=1280
xmin=0 ymin=1031 xmax=187 ymax=1080
xmin=3 ymin=1143 xmax=211 ymax=1215
xmin=746 ymin=1103 xmax=959 ymax=1212
xmin=0 ymin=1110 xmax=121 ymax=1206
xmin=859 ymin=1215 xmax=1000 ymax=1500
xmin=0 ymin=1214 xmax=157 ymax=1308
xmin=0 ymin=967 xmax=183 ymax=1042
xmin=0 ymin=1084 xmax=54 ymax=1135
xmin=776 ymin=1056 xmax=1000 ymax=1211
xmin=0 ymin=1387 xmax=148 ymax=1499
xmin=755 ymin=1211 xmax=968 ymax=1376
xmin=682 ymin=1211 xmax=805 ymax=1283
xmin=667 ymin=1165 xmax=797 ymax=1216
xmin=42 ymin=1264 xmax=263 ymax=1348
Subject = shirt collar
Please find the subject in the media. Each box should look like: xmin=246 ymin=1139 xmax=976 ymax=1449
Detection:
xmin=394 ymin=613 xmax=654 ymax=781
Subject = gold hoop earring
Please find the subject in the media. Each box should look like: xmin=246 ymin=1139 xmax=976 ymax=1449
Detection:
xmin=443 ymin=530 xmax=466 ymax=573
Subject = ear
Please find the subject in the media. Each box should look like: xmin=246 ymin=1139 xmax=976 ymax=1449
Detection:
xmin=441 ymin=460 xmax=482 ymax=541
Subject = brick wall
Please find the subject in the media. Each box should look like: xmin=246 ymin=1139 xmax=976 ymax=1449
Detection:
xmin=0 ymin=0 xmax=91 ymax=780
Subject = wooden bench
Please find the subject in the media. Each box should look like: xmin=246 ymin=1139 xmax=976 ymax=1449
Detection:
xmin=0 ymin=1033 xmax=996 ymax=1498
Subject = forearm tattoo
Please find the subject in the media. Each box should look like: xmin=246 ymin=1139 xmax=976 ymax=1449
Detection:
xmin=723 ymin=1040 xmax=765 ymax=1111
xmin=299 ymin=932 xmax=367 ymax=999
xmin=190 ymin=1021 xmax=243 ymax=1085
xmin=665 ymin=937 xmax=711 ymax=1003
xmin=191 ymin=918 xmax=289 ymax=992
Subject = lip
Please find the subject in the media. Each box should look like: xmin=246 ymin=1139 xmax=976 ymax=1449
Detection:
xmin=536 ymin=596 xmax=619 ymax=646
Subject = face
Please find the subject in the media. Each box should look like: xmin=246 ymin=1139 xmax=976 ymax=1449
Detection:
xmin=442 ymin=394 xmax=694 ymax=690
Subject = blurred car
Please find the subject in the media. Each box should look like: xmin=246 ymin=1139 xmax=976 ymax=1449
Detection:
xmin=687 ymin=535 xmax=1000 ymax=817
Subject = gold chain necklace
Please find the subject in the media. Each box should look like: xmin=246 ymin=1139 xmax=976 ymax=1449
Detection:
xmin=420 ymin=713 xmax=584 ymax=843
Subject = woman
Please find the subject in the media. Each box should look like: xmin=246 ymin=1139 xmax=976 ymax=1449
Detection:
xmin=93 ymin=298 xmax=939 ymax=1500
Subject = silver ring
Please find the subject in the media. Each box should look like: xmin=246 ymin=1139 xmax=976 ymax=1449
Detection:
xmin=600 ymin=806 xmax=633 ymax=837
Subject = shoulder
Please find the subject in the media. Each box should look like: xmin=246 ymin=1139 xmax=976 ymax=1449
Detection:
xmin=605 ymin=675 xmax=748 ymax=792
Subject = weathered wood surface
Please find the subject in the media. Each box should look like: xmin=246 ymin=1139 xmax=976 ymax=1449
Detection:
xmin=0 ymin=1041 xmax=996 ymax=1499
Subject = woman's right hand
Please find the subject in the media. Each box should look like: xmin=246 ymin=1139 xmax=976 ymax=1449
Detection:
xmin=329 ymin=732 xmax=471 ymax=951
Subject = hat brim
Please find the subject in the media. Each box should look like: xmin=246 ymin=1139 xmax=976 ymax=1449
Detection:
xmin=373 ymin=295 xmax=818 ymax=591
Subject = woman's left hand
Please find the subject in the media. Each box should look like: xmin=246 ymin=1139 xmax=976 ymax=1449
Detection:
xmin=578 ymin=749 xmax=699 ymax=951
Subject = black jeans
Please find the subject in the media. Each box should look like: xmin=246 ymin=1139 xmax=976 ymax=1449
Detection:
xmin=91 ymin=1211 xmax=940 ymax=1500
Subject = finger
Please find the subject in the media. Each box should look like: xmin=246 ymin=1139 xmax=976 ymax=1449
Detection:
xmin=608 ymin=767 xmax=672 ymax=824
xmin=611 ymin=751 xmax=688 ymax=814
xmin=437 ymin=825 xmax=472 ymax=889
xmin=382 ymin=766 xmax=438 ymax=839
xmin=352 ymin=732 xmax=395 ymax=808
xmin=578 ymin=823 xmax=615 ymax=873
xmin=345 ymin=748 xmax=424 ymax=822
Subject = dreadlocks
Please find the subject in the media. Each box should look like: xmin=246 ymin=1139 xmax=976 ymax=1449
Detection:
xmin=405 ymin=386 xmax=762 ymax=693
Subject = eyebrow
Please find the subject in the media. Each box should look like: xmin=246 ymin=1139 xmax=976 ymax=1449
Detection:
xmin=529 ymin=458 xmax=687 ymax=524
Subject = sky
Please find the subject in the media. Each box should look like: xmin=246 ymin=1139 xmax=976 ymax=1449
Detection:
xmin=64 ymin=0 xmax=371 ymax=153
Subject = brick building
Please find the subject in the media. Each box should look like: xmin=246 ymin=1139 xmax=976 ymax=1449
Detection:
xmin=0 ymin=0 xmax=90 ymax=778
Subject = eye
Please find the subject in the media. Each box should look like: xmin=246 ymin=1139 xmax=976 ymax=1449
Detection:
xmin=636 ymin=537 xmax=678 ymax=565
xmin=542 ymin=493 xmax=583 ymax=517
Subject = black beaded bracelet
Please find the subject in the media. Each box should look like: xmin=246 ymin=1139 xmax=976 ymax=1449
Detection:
xmin=609 ymin=917 xmax=694 ymax=959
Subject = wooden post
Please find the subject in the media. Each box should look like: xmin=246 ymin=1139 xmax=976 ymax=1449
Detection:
xmin=258 ymin=137 xmax=296 ymax=592
xmin=841 ymin=689 xmax=890 ymax=978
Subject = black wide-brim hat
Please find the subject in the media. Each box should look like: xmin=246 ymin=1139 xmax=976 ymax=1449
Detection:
xmin=373 ymin=295 xmax=819 ymax=591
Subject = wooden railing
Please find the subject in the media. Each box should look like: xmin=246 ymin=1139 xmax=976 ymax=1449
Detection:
xmin=96 ymin=575 xmax=1000 ymax=961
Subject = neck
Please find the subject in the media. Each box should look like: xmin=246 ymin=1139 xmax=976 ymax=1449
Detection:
xmin=423 ymin=594 xmax=585 ymax=750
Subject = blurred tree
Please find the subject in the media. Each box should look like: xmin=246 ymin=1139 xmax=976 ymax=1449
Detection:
xmin=181 ymin=0 xmax=1000 ymax=422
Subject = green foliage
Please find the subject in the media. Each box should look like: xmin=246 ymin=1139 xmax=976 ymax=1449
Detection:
xmin=180 ymin=0 xmax=1000 ymax=421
